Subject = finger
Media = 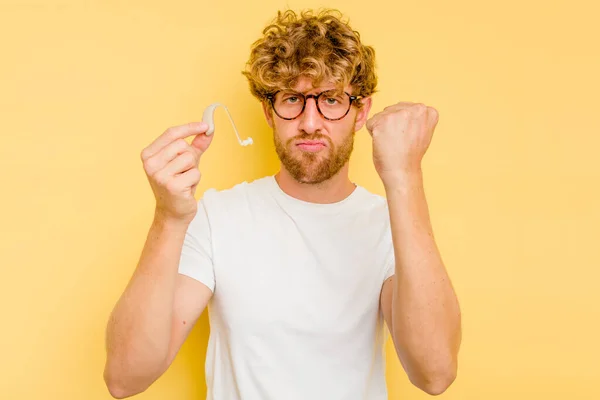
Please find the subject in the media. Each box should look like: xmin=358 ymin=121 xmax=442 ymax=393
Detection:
xmin=190 ymin=130 xmax=215 ymax=154
xmin=365 ymin=115 xmax=382 ymax=135
xmin=426 ymin=107 xmax=440 ymax=130
xmin=383 ymin=102 xmax=415 ymax=112
xmin=365 ymin=117 xmax=374 ymax=134
xmin=365 ymin=115 xmax=377 ymax=136
xmin=158 ymin=151 xmax=198 ymax=179
xmin=141 ymin=122 xmax=208 ymax=161
xmin=173 ymin=166 xmax=201 ymax=189
xmin=144 ymin=138 xmax=191 ymax=176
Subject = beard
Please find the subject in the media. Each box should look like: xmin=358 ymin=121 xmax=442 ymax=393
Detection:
xmin=273 ymin=123 xmax=356 ymax=185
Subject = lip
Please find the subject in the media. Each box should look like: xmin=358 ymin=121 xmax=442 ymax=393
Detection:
xmin=296 ymin=141 xmax=326 ymax=152
xmin=296 ymin=140 xmax=326 ymax=146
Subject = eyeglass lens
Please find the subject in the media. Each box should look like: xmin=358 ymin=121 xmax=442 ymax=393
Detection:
xmin=273 ymin=90 xmax=351 ymax=120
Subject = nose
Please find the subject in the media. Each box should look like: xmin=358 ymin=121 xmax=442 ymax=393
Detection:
xmin=297 ymin=97 xmax=324 ymax=135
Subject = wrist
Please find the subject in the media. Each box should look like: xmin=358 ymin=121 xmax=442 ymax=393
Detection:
xmin=152 ymin=209 xmax=192 ymax=232
xmin=381 ymin=168 xmax=423 ymax=190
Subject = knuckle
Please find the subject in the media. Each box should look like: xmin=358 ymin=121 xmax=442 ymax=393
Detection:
xmin=181 ymin=151 xmax=196 ymax=166
xmin=189 ymin=168 xmax=201 ymax=181
xmin=153 ymin=171 xmax=167 ymax=187
xmin=143 ymin=158 xmax=156 ymax=174
xmin=166 ymin=180 xmax=179 ymax=193
xmin=175 ymin=138 xmax=188 ymax=149
xmin=398 ymin=109 xmax=410 ymax=118
xmin=413 ymin=103 xmax=427 ymax=113
xmin=171 ymin=139 xmax=189 ymax=155
xmin=165 ymin=126 xmax=179 ymax=140
xmin=140 ymin=148 xmax=150 ymax=161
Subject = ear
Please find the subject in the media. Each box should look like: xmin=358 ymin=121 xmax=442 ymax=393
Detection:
xmin=261 ymin=101 xmax=274 ymax=129
xmin=353 ymin=96 xmax=373 ymax=132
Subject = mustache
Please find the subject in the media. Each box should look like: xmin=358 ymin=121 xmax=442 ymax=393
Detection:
xmin=287 ymin=132 xmax=332 ymax=146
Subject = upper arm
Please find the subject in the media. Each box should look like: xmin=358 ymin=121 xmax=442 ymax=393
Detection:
xmin=163 ymin=274 xmax=213 ymax=368
xmin=164 ymin=196 xmax=215 ymax=368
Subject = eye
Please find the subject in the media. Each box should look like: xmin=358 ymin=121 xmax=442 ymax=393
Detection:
xmin=280 ymin=92 xmax=302 ymax=104
xmin=321 ymin=91 xmax=344 ymax=105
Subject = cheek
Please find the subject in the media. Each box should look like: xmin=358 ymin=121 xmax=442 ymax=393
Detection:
xmin=331 ymin=121 xmax=355 ymax=141
xmin=274 ymin=122 xmax=296 ymax=143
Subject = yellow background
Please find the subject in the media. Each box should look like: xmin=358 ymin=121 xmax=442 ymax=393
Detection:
xmin=1 ymin=0 xmax=598 ymax=399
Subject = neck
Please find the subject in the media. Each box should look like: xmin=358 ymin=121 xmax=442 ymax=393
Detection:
xmin=274 ymin=164 xmax=356 ymax=204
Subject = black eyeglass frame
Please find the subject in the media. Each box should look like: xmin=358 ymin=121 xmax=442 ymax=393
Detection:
xmin=266 ymin=90 xmax=363 ymax=121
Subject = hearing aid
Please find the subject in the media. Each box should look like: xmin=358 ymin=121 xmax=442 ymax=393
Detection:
xmin=202 ymin=102 xmax=253 ymax=146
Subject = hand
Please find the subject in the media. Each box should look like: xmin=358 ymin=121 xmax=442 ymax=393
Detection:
xmin=365 ymin=102 xmax=439 ymax=184
xmin=140 ymin=122 xmax=214 ymax=225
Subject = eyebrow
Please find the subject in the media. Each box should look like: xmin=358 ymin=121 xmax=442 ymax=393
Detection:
xmin=285 ymin=88 xmax=343 ymax=95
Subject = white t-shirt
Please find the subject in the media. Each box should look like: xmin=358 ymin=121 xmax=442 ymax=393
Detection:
xmin=178 ymin=175 xmax=396 ymax=400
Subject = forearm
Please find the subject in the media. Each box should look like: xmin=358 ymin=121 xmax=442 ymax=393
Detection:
xmin=384 ymin=170 xmax=461 ymax=391
xmin=104 ymin=213 xmax=189 ymax=393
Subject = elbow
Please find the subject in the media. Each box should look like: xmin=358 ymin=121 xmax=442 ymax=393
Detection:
xmin=104 ymin=375 xmax=138 ymax=399
xmin=103 ymin=361 xmax=164 ymax=399
xmin=411 ymin=360 xmax=458 ymax=396
xmin=106 ymin=387 xmax=140 ymax=399
xmin=105 ymin=384 xmax=135 ymax=399
xmin=420 ymin=372 xmax=456 ymax=396
xmin=104 ymin=370 xmax=145 ymax=399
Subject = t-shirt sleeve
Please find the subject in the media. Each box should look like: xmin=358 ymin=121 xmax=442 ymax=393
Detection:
xmin=178 ymin=198 xmax=215 ymax=292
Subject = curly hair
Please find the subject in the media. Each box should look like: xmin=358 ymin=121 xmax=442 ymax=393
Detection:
xmin=241 ymin=8 xmax=378 ymax=109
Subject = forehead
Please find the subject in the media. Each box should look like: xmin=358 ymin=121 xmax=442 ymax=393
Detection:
xmin=288 ymin=76 xmax=351 ymax=94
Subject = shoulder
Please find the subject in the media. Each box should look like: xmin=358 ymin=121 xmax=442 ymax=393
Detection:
xmin=354 ymin=185 xmax=390 ymax=216
xmin=200 ymin=175 xmax=273 ymax=214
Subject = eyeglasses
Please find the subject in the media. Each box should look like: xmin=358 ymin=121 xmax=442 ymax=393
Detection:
xmin=267 ymin=90 xmax=363 ymax=121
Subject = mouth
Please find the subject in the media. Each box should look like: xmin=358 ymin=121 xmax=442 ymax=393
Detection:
xmin=296 ymin=140 xmax=327 ymax=152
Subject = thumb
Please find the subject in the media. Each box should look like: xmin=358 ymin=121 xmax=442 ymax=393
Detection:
xmin=190 ymin=131 xmax=214 ymax=154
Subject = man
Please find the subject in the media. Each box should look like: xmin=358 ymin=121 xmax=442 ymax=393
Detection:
xmin=104 ymin=8 xmax=461 ymax=400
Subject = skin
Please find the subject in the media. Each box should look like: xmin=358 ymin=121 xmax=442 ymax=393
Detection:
xmin=263 ymin=76 xmax=462 ymax=395
xmin=262 ymin=77 xmax=369 ymax=204
xmin=103 ymin=76 xmax=461 ymax=399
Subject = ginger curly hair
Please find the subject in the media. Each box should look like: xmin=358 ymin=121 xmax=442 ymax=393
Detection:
xmin=241 ymin=8 xmax=378 ymax=109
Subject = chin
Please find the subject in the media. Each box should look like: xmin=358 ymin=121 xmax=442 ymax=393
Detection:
xmin=291 ymin=164 xmax=336 ymax=184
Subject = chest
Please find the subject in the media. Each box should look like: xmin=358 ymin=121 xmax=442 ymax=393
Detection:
xmin=209 ymin=213 xmax=388 ymax=335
